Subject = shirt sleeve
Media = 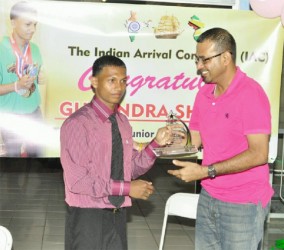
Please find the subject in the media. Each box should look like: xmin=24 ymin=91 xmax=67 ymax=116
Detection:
xmin=131 ymin=139 xmax=159 ymax=180
xmin=60 ymin=118 xmax=112 ymax=198
xmin=242 ymin=84 xmax=271 ymax=135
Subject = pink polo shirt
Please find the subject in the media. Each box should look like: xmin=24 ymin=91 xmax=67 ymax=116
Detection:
xmin=60 ymin=96 xmax=159 ymax=208
xmin=190 ymin=67 xmax=273 ymax=207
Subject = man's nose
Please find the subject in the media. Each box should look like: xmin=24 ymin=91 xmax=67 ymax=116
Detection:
xmin=114 ymin=81 xmax=122 ymax=90
xmin=195 ymin=60 xmax=204 ymax=70
xmin=30 ymin=24 xmax=36 ymax=33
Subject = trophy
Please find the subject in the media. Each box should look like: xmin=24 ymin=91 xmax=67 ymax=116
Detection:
xmin=153 ymin=111 xmax=198 ymax=158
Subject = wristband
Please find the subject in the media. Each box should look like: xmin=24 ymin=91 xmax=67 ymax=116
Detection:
xmin=14 ymin=81 xmax=17 ymax=92
xmin=14 ymin=81 xmax=31 ymax=97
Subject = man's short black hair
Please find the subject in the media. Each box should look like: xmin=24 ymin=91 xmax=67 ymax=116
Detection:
xmin=197 ymin=27 xmax=236 ymax=63
xmin=10 ymin=1 xmax=37 ymax=20
xmin=92 ymin=55 xmax=126 ymax=77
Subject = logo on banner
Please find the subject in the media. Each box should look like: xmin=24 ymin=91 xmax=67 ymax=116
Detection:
xmin=125 ymin=11 xmax=152 ymax=42
xmin=188 ymin=15 xmax=205 ymax=41
xmin=125 ymin=12 xmax=206 ymax=42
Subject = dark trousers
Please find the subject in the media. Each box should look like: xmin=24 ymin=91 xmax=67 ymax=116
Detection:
xmin=65 ymin=206 xmax=127 ymax=250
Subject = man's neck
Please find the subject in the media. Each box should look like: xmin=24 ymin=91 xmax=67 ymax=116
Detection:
xmin=12 ymin=33 xmax=28 ymax=51
xmin=214 ymin=66 xmax=237 ymax=97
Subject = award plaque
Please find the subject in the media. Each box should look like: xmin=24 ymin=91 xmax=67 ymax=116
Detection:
xmin=153 ymin=144 xmax=198 ymax=158
xmin=153 ymin=111 xmax=198 ymax=158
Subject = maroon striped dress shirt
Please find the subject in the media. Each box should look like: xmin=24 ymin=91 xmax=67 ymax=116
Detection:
xmin=60 ymin=96 xmax=159 ymax=208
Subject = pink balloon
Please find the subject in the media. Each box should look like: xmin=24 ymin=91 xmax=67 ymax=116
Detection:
xmin=249 ymin=0 xmax=284 ymax=18
xmin=282 ymin=8 xmax=284 ymax=26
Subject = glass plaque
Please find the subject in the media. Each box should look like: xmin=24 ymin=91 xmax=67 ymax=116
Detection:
xmin=153 ymin=111 xmax=198 ymax=158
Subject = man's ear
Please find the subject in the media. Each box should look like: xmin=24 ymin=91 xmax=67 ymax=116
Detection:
xmin=90 ymin=76 xmax=98 ymax=90
xmin=223 ymin=51 xmax=232 ymax=65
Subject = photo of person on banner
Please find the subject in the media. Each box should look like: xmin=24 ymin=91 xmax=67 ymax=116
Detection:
xmin=168 ymin=27 xmax=273 ymax=249
xmin=0 ymin=1 xmax=46 ymax=157
xmin=60 ymin=55 xmax=178 ymax=250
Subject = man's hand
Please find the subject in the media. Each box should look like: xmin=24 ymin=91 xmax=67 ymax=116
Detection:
xmin=17 ymin=75 xmax=36 ymax=90
xmin=168 ymin=160 xmax=207 ymax=182
xmin=129 ymin=180 xmax=154 ymax=200
xmin=154 ymin=124 xmax=184 ymax=146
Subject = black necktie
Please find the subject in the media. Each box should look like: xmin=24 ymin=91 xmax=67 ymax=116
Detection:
xmin=108 ymin=114 xmax=125 ymax=208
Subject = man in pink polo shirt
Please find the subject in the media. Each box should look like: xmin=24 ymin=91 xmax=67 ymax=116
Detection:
xmin=168 ymin=27 xmax=273 ymax=250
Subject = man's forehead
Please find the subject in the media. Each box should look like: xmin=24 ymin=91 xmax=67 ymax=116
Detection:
xmin=197 ymin=41 xmax=215 ymax=53
xmin=15 ymin=14 xmax=38 ymax=23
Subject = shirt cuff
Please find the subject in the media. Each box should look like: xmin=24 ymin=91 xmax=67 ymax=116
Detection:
xmin=112 ymin=181 xmax=131 ymax=196
xmin=144 ymin=139 xmax=160 ymax=157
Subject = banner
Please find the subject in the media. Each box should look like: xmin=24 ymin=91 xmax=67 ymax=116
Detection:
xmin=0 ymin=0 xmax=283 ymax=160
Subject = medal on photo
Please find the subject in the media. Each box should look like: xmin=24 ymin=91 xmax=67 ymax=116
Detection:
xmin=23 ymin=63 xmax=39 ymax=77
